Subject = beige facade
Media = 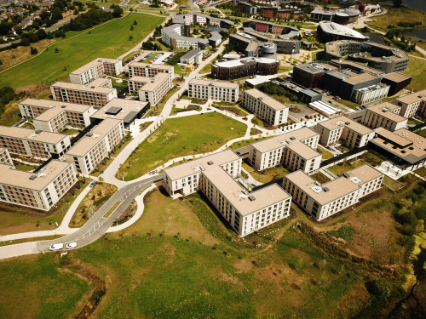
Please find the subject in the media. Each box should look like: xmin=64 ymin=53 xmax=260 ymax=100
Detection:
xmin=393 ymin=89 xmax=426 ymax=118
xmin=64 ymin=119 xmax=124 ymax=175
xmin=316 ymin=116 xmax=375 ymax=148
xmin=0 ymin=126 xmax=71 ymax=159
xmin=188 ymin=79 xmax=239 ymax=103
xmin=249 ymin=127 xmax=322 ymax=173
xmin=242 ymin=89 xmax=289 ymax=126
xmin=283 ymin=164 xmax=383 ymax=221
xmin=69 ymin=58 xmax=123 ymax=85
xmin=163 ymin=150 xmax=291 ymax=236
xmin=128 ymin=62 xmax=174 ymax=79
xmin=0 ymin=160 xmax=77 ymax=211
xmin=0 ymin=148 xmax=13 ymax=166
xmin=128 ymin=73 xmax=173 ymax=106
xmin=361 ymin=102 xmax=407 ymax=132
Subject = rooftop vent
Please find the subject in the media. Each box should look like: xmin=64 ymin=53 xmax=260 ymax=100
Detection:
xmin=86 ymin=132 xmax=93 ymax=137
xmin=91 ymin=86 xmax=95 ymax=89
xmin=323 ymin=187 xmax=330 ymax=192
xmin=61 ymin=105 xmax=66 ymax=108
xmin=312 ymin=186 xmax=322 ymax=193
xmin=351 ymin=177 xmax=361 ymax=183
xmin=248 ymin=195 xmax=256 ymax=201
xmin=290 ymin=136 xmax=296 ymax=140
xmin=39 ymin=173 xmax=46 ymax=177
xmin=207 ymin=161 xmax=214 ymax=165
xmin=343 ymin=172 xmax=350 ymax=178
xmin=29 ymin=175 xmax=37 ymax=180
xmin=35 ymin=129 xmax=42 ymax=134
xmin=345 ymin=122 xmax=350 ymax=125
xmin=382 ymin=108 xmax=388 ymax=112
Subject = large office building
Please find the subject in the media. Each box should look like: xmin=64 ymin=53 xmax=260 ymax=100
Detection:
xmin=51 ymin=78 xmax=117 ymax=107
xmin=188 ymin=79 xmax=239 ymax=103
xmin=163 ymin=150 xmax=292 ymax=237
xmin=19 ymin=99 xmax=94 ymax=133
xmin=292 ymin=62 xmax=339 ymax=88
xmin=0 ymin=126 xmax=71 ymax=159
xmin=243 ymin=20 xmax=300 ymax=36
xmin=64 ymin=118 xmax=124 ymax=175
xmin=161 ymin=24 xmax=209 ymax=49
xmin=324 ymin=40 xmax=409 ymax=74
xmin=310 ymin=8 xmax=360 ymax=25
xmin=128 ymin=72 xmax=173 ymax=106
xmin=242 ymin=89 xmax=289 ymax=126
xmin=248 ymin=127 xmax=322 ymax=173
xmin=361 ymin=102 xmax=407 ymax=131
xmin=69 ymin=58 xmax=123 ymax=85
xmin=381 ymin=72 xmax=412 ymax=97
xmin=211 ymin=57 xmax=279 ymax=80
xmin=316 ymin=115 xmax=375 ymax=148
xmin=128 ymin=62 xmax=174 ymax=79
xmin=392 ymin=89 xmax=426 ymax=118
xmin=283 ymin=164 xmax=383 ymax=221
xmin=317 ymin=21 xmax=369 ymax=42
xmin=0 ymin=160 xmax=77 ymax=211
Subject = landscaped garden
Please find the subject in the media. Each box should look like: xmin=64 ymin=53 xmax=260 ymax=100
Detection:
xmin=242 ymin=162 xmax=289 ymax=183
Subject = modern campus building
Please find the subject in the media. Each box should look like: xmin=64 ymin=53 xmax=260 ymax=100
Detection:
xmin=173 ymin=13 xmax=234 ymax=29
xmin=19 ymin=99 xmax=94 ymax=133
xmin=310 ymin=8 xmax=360 ymax=25
xmin=248 ymin=128 xmax=322 ymax=173
xmin=188 ymin=79 xmax=239 ymax=103
xmin=64 ymin=118 xmax=125 ymax=175
xmin=0 ymin=126 xmax=71 ymax=159
xmin=51 ymin=78 xmax=117 ymax=107
xmin=128 ymin=62 xmax=174 ymax=79
xmin=242 ymin=89 xmax=289 ymax=126
xmin=257 ymin=6 xmax=304 ymax=19
xmin=90 ymin=99 xmax=150 ymax=129
xmin=180 ymin=48 xmax=203 ymax=65
xmin=211 ymin=57 xmax=279 ymax=80
xmin=292 ymin=62 xmax=339 ymax=88
xmin=243 ymin=20 xmax=300 ymax=36
xmin=128 ymin=73 xmax=173 ymax=106
xmin=69 ymin=58 xmax=123 ymax=85
xmin=283 ymin=164 xmax=383 ymax=221
xmin=316 ymin=116 xmax=375 ymax=148
xmin=370 ymin=128 xmax=426 ymax=171
xmin=317 ymin=21 xmax=369 ymax=42
xmin=392 ymin=89 xmax=426 ymax=118
xmin=324 ymin=41 xmax=409 ymax=74
xmin=163 ymin=150 xmax=292 ymax=237
xmin=361 ymin=102 xmax=407 ymax=131
xmin=237 ymin=1 xmax=257 ymax=15
xmin=381 ymin=72 xmax=412 ymax=97
xmin=0 ymin=160 xmax=77 ymax=211
xmin=161 ymin=24 xmax=209 ymax=49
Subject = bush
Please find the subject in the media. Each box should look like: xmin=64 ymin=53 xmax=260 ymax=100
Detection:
xmin=30 ymin=47 xmax=38 ymax=55
xmin=369 ymin=279 xmax=391 ymax=300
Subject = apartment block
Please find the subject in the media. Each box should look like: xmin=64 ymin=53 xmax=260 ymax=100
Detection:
xmin=361 ymin=102 xmax=407 ymax=131
xmin=316 ymin=116 xmax=375 ymax=148
xmin=0 ymin=160 xmax=77 ymax=211
xmin=64 ymin=118 xmax=124 ymax=175
xmin=0 ymin=126 xmax=71 ymax=159
xmin=69 ymin=58 xmax=123 ymax=85
xmin=188 ymin=79 xmax=239 ymax=103
xmin=51 ymin=78 xmax=117 ymax=107
xmin=128 ymin=73 xmax=172 ymax=106
xmin=392 ymin=89 xmax=426 ymax=118
xmin=128 ymin=62 xmax=174 ymax=79
xmin=242 ymin=89 xmax=289 ymax=126
xmin=0 ymin=148 xmax=13 ymax=166
xmin=91 ymin=99 xmax=149 ymax=129
xmin=249 ymin=128 xmax=322 ymax=173
xmin=163 ymin=150 xmax=292 ymax=236
xmin=283 ymin=164 xmax=383 ymax=221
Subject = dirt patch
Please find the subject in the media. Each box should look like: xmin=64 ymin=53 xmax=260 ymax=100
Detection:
xmin=147 ymin=130 xmax=162 ymax=143
xmin=234 ymin=259 xmax=254 ymax=273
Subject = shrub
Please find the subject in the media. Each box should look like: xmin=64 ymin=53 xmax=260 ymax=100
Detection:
xmin=369 ymin=279 xmax=391 ymax=300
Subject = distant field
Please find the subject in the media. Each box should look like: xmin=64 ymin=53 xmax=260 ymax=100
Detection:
xmin=0 ymin=13 xmax=165 ymax=89
xmin=366 ymin=6 xmax=426 ymax=31
xmin=405 ymin=57 xmax=426 ymax=92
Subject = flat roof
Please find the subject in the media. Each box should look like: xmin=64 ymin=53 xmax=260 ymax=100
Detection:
xmin=331 ymin=59 xmax=384 ymax=76
xmin=180 ymin=48 xmax=202 ymax=60
xmin=394 ymin=89 xmax=426 ymax=105
xmin=382 ymin=72 xmax=411 ymax=83
xmin=127 ymin=61 xmax=173 ymax=71
xmin=128 ymin=72 xmax=170 ymax=91
xmin=51 ymin=79 xmax=115 ymax=94
xmin=319 ymin=21 xmax=367 ymax=40
xmin=367 ymin=102 xmax=407 ymax=123
xmin=318 ymin=116 xmax=373 ymax=135
xmin=0 ymin=126 xmax=68 ymax=144
xmin=189 ymin=78 xmax=238 ymax=89
xmin=374 ymin=127 xmax=411 ymax=147
xmin=213 ymin=57 xmax=278 ymax=69
xmin=66 ymin=118 xmax=122 ymax=157
xmin=295 ymin=62 xmax=337 ymax=74
xmin=70 ymin=58 xmax=120 ymax=75
xmin=343 ymin=72 xmax=379 ymax=85
xmin=91 ymin=98 xmax=148 ymax=122
xmin=245 ymin=89 xmax=288 ymax=111
xmin=0 ymin=160 xmax=71 ymax=191
xmin=24 ymin=100 xmax=93 ymax=122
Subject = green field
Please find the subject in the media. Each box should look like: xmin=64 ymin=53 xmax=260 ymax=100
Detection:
xmin=116 ymin=113 xmax=247 ymax=180
xmin=405 ymin=57 xmax=426 ymax=92
xmin=366 ymin=5 xmax=426 ymax=31
xmin=0 ymin=13 xmax=165 ymax=89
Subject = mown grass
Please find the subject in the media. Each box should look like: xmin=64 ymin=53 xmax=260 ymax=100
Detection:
xmin=0 ymin=13 xmax=165 ymax=89
xmin=317 ymin=146 xmax=334 ymax=160
xmin=199 ymin=63 xmax=212 ymax=74
xmin=117 ymin=113 xmax=247 ymax=180
xmin=405 ymin=57 xmax=426 ymax=92
xmin=242 ymin=162 xmax=289 ymax=184
xmin=366 ymin=6 xmax=426 ymax=31
xmin=311 ymin=171 xmax=331 ymax=184
xmin=104 ymin=201 xmax=121 ymax=218
xmin=228 ymin=136 xmax=269 ymax=150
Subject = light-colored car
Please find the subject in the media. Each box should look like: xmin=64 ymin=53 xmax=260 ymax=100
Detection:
xmin=66 ymin=242 xmax=77 ymax=249
xmin=49 ymin=243 xmax=64 ymax=251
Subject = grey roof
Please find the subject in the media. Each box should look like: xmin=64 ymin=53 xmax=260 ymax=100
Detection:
xmin=209 ymin=31 xmax=222 ymax=42
xmin=172 ymin=14 xmax=234 ymax=27
xmin=301 ymin=89 xmax=322 ymax=97
xmin=202 ymin=26 xmax=227 ymax=33
xmin=162 ymin=24 xmax=205 ymax=45
xmin=180 ymin=48 xmax=202 ymax=61
xmin=122 ymin=111 xmax=140 ymax=124
xmin=105 ymin=106 xmax=122 ymax=115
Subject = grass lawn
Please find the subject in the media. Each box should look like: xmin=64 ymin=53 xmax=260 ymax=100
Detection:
xmin=278 ymin=65 xmax=293 ymax=73
xmin=382 ymin=175 xmax=404 ymax=192
xmin=310 ymin=171 xmax=331 ymax=184
xmin=0 ymin=177 xmax=90 ymax=235
xmin=405 ymin=57 xmax=426 ymax=92
xmin=414 ymin=166 xmax=426 ymax=177
xmin=366 ymin=6 xmax=426 ymax=31
xmin=317 ymin=146 xmax=334 ymax=160
xmin=14 ymin=162 xmax=39 ymax=171
xmin=148 ymin=86 xmax=180 ymax=117
xmin=336 ymin=145 xmax=351 ymax=153
xmin=328 ymin=159 xmax=366 ymax=177
xmin=337 ymin=99 xmax=359 ymax=109
xmin=116 ymin=113 xmax=247 ymax=180
xmin=171 ymin=104 xmax=201 ymax=115
xmin=416 ymin=128 xmax=426 ymax=137
xmin=361 ymin=152 xmax=383 ymax=167
xmin=174 ymin=65 xmax=192 ymax=77
xmin=243 ymin=162 xmax=289 ymax=183
xmin=0 ymin=13 xmax=165 ymax=89
xmin=69 ymin=183 xmax=118 ymax=228
xmin=408 ymin=118 xmax=422 ymax=125
xmin=59 ymin=128 xmax=80 ymax=135
xmin=199 ymin=63 xmax=212 ymax=74
xmin=228 ymin=136 xmax=269 ymax=150
xmin=104 ymin=200 xmax=121 ymax=218
xmin=212 ymin=102 xmax=249 ymax=117
xmin=312 ymin=50 xmax=324 ymax=61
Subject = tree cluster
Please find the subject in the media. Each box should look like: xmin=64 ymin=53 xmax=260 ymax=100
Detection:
xmin=0 ymin=86 xmax=17 ymax=118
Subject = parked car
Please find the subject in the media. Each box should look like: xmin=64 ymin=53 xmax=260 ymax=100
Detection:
xmin=90 ymin=180 xmax=98 ymax=188
xmin=49 ymin=243 xmax=64 ymax=251
xmin=66 ymin=242 xmax=78 ymax=249
xmin=176 ymin=83 xmax=181 ymax=86
xmin=356 ymin=107 xmax=361 ymax=110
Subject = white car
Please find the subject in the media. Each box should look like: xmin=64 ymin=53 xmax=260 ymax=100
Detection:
xmin=66 ymin=242 xmax=77 ymax=249
xmin=49 ymin=243 xmax=64 ymax=251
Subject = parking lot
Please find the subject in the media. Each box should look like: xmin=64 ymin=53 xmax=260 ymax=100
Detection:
xmin=152 ymin=52 xmax=174 ymax=65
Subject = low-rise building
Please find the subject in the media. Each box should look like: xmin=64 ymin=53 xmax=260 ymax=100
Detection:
xmin=163 ymin=150 xmax=292 ymax=236
xmin=188 ymin=79 xmax=239 ymax=102
xmin=128 ymin=62 xmax=174 ymax=79
xmin=0 ymin=147 xmax=13 ymax=166
xmin=361 ymin=102 xmax=407 ymax=131
xmin=0 ymin=126 xmax=71 ymax=159
xmin=310 ymin=8 xmax=360 ymax=25
xmin=64 ymin=118 xmax=124 ymax=175
xmin=283 ymin=164 xmax=383 ymax=221
xmin=208 ymin=31 xmax=222 ymax=47
xmin=249 ymin=128 xmax=322 ymax=173
xmin=242 ymin=89 xmax=289 ymax=126
xmin=211 ymin=57 xmax=279 ymax=80
xmin=19 ymin=99 xmax=94 ymax=132
xmin=381 ymin=72 xmax=412 ymax=97
xmin=316 ymin=115 xmax=375 ymax=148
xmin=317 ymin=21 xmax=369 ymax=42
xmin=128 ymin=72 xmax=173 ymax=106
xmin=180 ymin=48 xmax=203 ymax=65
xmin=0 ymin=160 xmax=77 ymax=211
xmin=392 ymin=89 xmax=426 ymax=118
xmin=69 ymin=58 xmax=123 ymax=85
xmin=51 ymin=78 xmax=117 ymax=107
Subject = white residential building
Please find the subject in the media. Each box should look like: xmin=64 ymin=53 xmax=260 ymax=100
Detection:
xmin=188 ymin=79 xmax=239 ymax=102
xmin=69 ymin=58 xmax=123 ymax=85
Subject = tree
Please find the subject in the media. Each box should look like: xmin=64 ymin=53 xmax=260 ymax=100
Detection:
xmin=130 ymin=25 xmax=134 ymax=31
xmin=74 ymin=8 xmax=79 ymax=15
xmin=393 ymin=0 xmax=402 ymax=8
xmin=55 ymin=47 xmax=59 ymax=53
xmin=112 ymin=5 xmax=123 ymax=18
xmin=0 ymin=59 xmax=2 ymax=66
xmin=30 ymin=47 xmax=38 ymax=55
xmin=369 ymin=279 xmax=391 ymax=300
xmin=129 ymin=35 xmax=133 ymax=41
xmin=133 ymin=20 xmax=137 ymax=25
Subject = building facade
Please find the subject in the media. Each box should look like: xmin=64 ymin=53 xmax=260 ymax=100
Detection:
xmin=361 ymin=102 xmax=407 ymax=131
xmin=128 ymin=73 xmax=173 ymax=106
xmin=180 ymin=48 xmax=203 ymax=65
xmin=69 ymin=58 xmax=123 ymax=85
xmin=188 ymin=79 xmax=239 ymax=102
xmin=392 ymin=89 xmax=426 ymax=118
xmin=128 ymin=62 xmax=174 ymax=79
xmin=211 ymin=57 xmax=279 ymax=80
